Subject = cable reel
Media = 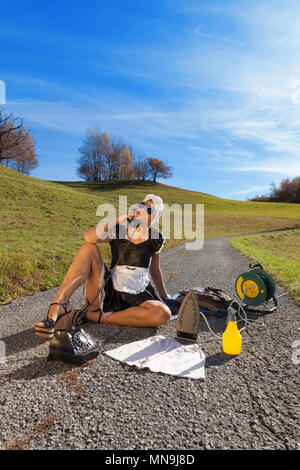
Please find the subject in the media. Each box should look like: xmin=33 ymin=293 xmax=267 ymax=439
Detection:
xmin=235 ymin=262 xmax=278 ymax=313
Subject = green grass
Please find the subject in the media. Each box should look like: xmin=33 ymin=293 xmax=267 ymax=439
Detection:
xmin=230 ymin=230 xmax=300 ymax=305
xmin=1 ymin=164 xmax=299 ymax=305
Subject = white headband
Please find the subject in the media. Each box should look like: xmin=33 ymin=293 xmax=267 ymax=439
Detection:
xmin=142 ymin=194 xmax=164 ymax=224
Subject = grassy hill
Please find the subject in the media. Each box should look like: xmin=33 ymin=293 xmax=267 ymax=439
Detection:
xmin=1 ymin=164 xmax=299 ymax=306
xmin=54 ymin=179 xmax=300 ymax=238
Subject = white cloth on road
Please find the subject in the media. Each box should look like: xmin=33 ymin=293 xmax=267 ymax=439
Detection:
xmin=104 ymin=335 xmax=206 ymax=380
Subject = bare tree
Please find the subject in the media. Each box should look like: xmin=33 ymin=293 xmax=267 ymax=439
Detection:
xmin=105 ymin=135 xmax=124 ymax=180
xmin=76 ymin=127 xmax=110 ymax=182
xmin=147 ymin=156 xmax=173 ymax=182
xmin=77 ymin=128 xmax=174 ymax=184
xmin=131 ymin=152 xmax=150 ymax=180
xmin=0 ymin=107 xmax=37 ymax=173
xmin=119 ymin=144 xmax=133 ymax=180
xmin=9 ymin=130 xmax=38 ymax=174
xmin=252 ymin=177 xmax=300 ymax=203
xmin=272 ymin=177 xmax=300 ymax=203
xmin=105 ymin=135 xmax=135 ymax=180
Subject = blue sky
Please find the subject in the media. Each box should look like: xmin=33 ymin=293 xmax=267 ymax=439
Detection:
xmin=1 ymin=0 xmax=300 ymax=200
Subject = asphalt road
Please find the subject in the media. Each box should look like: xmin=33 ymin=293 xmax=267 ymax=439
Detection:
xmin=0 ymin=234 xmax=299 ymax=450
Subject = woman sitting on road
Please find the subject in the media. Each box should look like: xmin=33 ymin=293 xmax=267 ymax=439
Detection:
xmin=34 ymin=194 xmax=171 ymax=338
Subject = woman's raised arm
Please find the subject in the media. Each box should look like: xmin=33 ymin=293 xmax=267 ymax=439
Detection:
xmin=84 ymin=213 xmax=130 ymax=244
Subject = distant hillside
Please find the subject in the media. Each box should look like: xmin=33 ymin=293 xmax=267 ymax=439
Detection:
xmin=1 ymin=165 xmax=299 ymax=305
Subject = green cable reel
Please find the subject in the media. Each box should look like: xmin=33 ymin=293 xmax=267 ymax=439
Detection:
xmin=235 ymin=262 xmax=277 ymax=313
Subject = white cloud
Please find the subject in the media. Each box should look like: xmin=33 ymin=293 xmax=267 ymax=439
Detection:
xmin=224 ymin=162 xmax=300 ymax=177
xmin=228 ymin=185 xmax=271 ymax=196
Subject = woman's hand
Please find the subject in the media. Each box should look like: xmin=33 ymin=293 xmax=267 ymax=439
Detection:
xmin=117 ymin=213 xmax=134 ymax=223
xmin=85 ymin=212 xmax=129 ymax=243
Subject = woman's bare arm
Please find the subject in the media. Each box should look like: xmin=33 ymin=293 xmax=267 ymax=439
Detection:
xmin=149 ymin=253 xmax=170 ymax=299
xmin=84 ymin=213 xmax=130 ymax=244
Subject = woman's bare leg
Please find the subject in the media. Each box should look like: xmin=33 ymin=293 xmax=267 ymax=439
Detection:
xmin=86 ymin=300 xmax=171 ymax=327
xmin=37 ymin=240 xmax=171 ymax=327
xmin=37 ymin=242 xmax=104 ymax=323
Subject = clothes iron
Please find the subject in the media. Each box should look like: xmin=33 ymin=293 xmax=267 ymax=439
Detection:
xmin=175 ymin=289 xmax=200 ymax=344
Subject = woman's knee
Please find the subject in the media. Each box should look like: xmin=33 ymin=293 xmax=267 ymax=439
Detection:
xmin=80 ymin=242 xmax=102 ymax=260
xmin=152 ymin=303 xmax=171 ymax=326
xmin=81 ymin=241 xmax=99 ymax=252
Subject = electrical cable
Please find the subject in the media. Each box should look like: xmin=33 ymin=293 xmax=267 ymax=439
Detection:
xmin=276 ymin=284 xmax=300 ymax=299
xmin=194 ymin=284 xmax=266 ymax=342
xmin=198 ymin=281 xmax=300 ymax=343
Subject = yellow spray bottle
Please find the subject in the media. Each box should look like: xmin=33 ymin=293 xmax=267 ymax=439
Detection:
xmin=222 ymin=307 xmax=242 ymax=355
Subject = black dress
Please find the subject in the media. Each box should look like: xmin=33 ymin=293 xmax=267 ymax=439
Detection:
xmin=100 ymin=223 xmax=165 ymax=314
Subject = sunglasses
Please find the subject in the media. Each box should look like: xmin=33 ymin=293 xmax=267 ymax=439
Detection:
xmin=137 ymin=201 xmax=153 ymax=215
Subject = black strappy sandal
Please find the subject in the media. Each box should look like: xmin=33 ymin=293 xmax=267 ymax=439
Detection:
xmin=68 ymin=298 xmax=103 ymax=327
xmin=35 ymin=301 xmax=72 ymax=339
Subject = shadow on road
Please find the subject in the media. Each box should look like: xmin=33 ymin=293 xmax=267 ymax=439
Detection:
xmin=205 ymin=351 xmax=236 ymax=368
xmin=0 ymin=355 xmax=86 ymax=385
xmin=0 ymin=328 xmax=43 ymax=357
